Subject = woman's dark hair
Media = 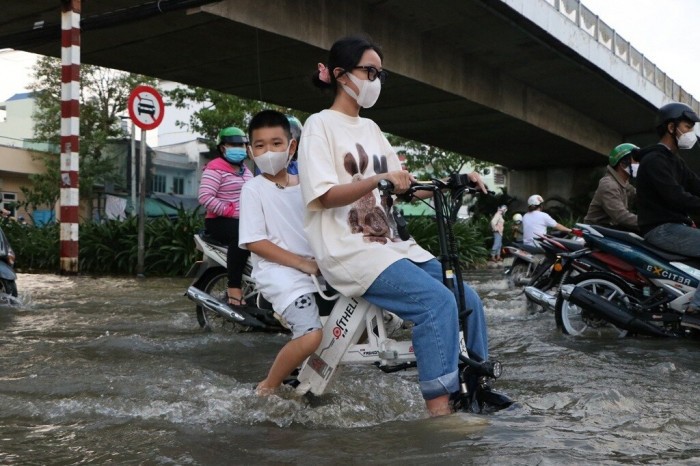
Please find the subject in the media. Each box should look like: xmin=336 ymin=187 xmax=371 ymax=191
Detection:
xmin=312 ymin=34 xmax=383 ymax=90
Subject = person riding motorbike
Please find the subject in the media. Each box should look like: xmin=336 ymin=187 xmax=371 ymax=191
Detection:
xmin=511 ymin=213 xmax=523 ymax=242
xmin=522 ymin=194 xmax=571 ymax=247
xmin=197 ymin=126 xmax=253 ymax=306
xmin=286 ymin=115 xmax=303 ymax=175
xmin=636 ymin=102 xmax=700 ymax=313
xmin=584 ymin=143 xmax=639 ymax=232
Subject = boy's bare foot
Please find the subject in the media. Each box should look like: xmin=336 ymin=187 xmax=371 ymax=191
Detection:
xmin=254 ymin=381 xmax=278 ymax=396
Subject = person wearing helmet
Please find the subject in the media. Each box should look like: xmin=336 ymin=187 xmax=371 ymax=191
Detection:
xmin=522 ymin=194 xmax=571 ymax=247
xmin=198 ymin=126 xmax=253 ymax=306
xmin=489 ymin=205 xmax=508 ymax=262
xmin=511 ymin=213 xmax=523 ymax=242
xmin=583 ymin=143 xmax=639 ymax=231
xmin=636 ymin=102 xmax=700 ymax=313
xmin=285 ymin=115 xmax=303 ymax=175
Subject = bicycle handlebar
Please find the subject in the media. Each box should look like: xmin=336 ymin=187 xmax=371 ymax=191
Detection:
xmin=377 ymin=174 xmax=494 ymax=196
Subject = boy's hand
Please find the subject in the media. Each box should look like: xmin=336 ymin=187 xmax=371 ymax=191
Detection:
xmin=297 ymin=257 xmax=319 ymax=276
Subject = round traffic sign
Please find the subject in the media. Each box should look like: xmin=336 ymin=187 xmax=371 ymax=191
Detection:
xmin=127 ymin=85 xmax=164 ymax=131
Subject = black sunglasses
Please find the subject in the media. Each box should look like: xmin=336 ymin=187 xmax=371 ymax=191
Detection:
xmin=353 ymin=65 xmax=388 ymax=83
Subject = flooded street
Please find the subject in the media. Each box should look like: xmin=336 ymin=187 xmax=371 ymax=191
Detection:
xmin=1 ymin=270 xmax=700 ymax=464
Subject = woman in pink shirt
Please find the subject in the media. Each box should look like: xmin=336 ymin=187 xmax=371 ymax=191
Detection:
xmin=198 ymin=126 xmax=253 ymax=305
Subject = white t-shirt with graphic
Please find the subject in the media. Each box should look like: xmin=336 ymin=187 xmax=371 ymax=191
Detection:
xmin=239 ymin=176 xmax=317 ymax=312
xmin=298 ymin=109 xmax=433 ymax=297
xmin=522 ymin=210 xmax=557 ymax=245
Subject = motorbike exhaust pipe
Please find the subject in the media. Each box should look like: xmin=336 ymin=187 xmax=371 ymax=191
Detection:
xmin=524 ymin=286 xmax=557 ymax=312
xmin=565 ymin=285 xmax=673 ymax=338
xmin=186 ymin=286 xmax=266 ymax=328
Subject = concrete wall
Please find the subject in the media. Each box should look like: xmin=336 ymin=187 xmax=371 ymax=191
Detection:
xmin=507 ymin=165 xmax=602 ymax=213
xmin=0 ymin=146 xmax=48 ymax=222
xmin=0 ymin=95 xmax=35 ymax=148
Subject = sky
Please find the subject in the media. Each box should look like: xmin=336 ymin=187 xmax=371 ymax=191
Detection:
xmin=1 ymin=1 xmax=699 ymax=107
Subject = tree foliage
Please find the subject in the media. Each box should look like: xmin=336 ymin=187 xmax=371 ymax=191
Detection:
xmin=386 ymin=134 xmax=490 ymax=179
xmin=164 ymin=86 xmax=308 ymax=147
xmin=22 ymin=56 xmax=156 ymax=210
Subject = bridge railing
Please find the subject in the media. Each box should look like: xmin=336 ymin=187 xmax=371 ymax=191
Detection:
xmin=541 ymin=0 xmax=699 ymax=114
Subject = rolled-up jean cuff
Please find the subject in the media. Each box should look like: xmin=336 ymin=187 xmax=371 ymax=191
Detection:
xmin=420 ymin=369 xmax=459 ymax=400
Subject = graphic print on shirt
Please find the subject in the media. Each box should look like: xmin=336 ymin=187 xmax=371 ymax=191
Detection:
xmin=372 ymin=153 xmax=400 ymax=239
xmin=345 ymin=144 xmax=393 ymax=244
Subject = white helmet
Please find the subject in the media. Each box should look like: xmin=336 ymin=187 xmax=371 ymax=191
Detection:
xmin=512 ymin=213 xmax=522 ymax=223
xmin=527 ymin=194 xmax=543 ymax=207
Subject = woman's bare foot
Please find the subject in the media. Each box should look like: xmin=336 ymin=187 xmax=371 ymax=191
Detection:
xmin=426 ymin=394 xmax=453 ymax=417
xmin=227 ymin=287 xmax=246 ymax=306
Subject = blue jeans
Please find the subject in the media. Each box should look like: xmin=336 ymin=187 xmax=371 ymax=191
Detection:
xmin=363 ymin=258 xmax=489 ymax=400
xmin=491 ymin=232 xmax=502 ymax=258
xmin=645 ymin=223 xmax=700 ymax=307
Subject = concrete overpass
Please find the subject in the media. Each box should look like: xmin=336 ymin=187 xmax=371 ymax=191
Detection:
xmin=2 ymin=0 xmax=698 ymax=201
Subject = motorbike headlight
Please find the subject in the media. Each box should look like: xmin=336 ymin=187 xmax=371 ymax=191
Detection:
xmin=492 ymin=361 xmax=502 ymax=379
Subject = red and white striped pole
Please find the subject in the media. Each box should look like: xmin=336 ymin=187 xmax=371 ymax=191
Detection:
xmin=59 ymin=0 xmax=81 ymax=274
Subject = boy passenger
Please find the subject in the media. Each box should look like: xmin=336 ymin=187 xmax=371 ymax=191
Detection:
xmin=239 ymin=110 xmax=322 ymax=393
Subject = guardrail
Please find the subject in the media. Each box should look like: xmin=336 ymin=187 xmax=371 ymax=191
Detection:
xmin=541 ymin=0 xmax=699 ymax=113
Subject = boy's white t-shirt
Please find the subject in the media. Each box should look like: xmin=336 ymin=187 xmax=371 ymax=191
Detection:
xmin=238 ymin=176 xmax=317 ymax=312
xmin=298 ymin=109 xmax=433 ymax=297
xmin=522 ymin=210 xmax=557 ymax=245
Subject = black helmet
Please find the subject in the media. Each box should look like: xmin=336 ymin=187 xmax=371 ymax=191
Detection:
xmin=656 ymin=102 xmax=700 ymax=128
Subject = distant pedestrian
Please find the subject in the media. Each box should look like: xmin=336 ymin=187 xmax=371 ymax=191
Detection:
xmin=489 ymin=205 xmax=507 ymax=262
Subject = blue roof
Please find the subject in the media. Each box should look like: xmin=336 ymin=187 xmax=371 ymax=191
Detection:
xmin=6 ymin=92 xmax=34 ymax=102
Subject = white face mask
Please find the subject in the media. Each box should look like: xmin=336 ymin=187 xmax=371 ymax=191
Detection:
xmin=342 ymin=72 xmax=382 ymax=108
xmin=676 ymin=128 xmax=698 ymax=150
xmin=630 ymin=163 xmax=639 ymax=178
xmin=255 ymin=144 xmax=290 ymax=175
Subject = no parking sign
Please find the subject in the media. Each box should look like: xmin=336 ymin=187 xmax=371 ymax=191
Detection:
xmin=127 ymin=85 xmax=164 ymax=130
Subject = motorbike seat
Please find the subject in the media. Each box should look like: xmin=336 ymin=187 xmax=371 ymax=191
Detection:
xmin=593 ymin=225 xmax=700 ymax=265
xmin=546 ymin=237 xmax=586 ymax=252
xmin=200 ymin=232 xmax=227 ymax=248
xmin=514 ymin=242 xmax=544 ymax=254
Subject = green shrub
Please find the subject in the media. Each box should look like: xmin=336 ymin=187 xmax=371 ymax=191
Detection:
xmin=407 ymin=216 xmax=489 ymax=268
xmin=2 ymin=208 xmax=204 ymax=276
xmin=3 ymin=207 xmax=490 ymax=275
xmin=0 ymin=218 xmax=60 ymax=272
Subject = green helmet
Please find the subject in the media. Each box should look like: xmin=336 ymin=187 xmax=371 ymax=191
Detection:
xmin=218 ymin=126 xmax=248 ymax=145
xmin=609 ymin=143 xmax=639 ymax=167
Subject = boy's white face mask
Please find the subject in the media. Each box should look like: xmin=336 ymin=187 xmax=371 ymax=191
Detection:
xmin=255 ymin=143 xmax=291 ymax=176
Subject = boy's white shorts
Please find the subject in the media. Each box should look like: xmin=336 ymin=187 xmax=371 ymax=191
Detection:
xmin=282 ymin=293 xmax=322 ymax=340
